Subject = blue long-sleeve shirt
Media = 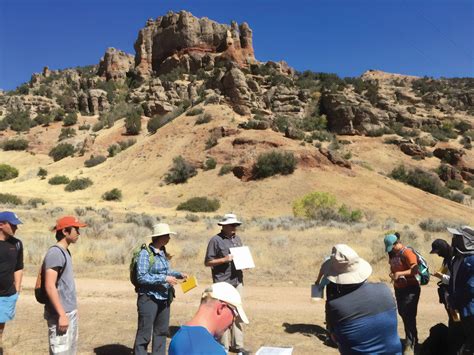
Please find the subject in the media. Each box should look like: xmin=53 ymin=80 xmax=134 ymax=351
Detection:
xmin=136 ymin=245 xmax=181 ymax=301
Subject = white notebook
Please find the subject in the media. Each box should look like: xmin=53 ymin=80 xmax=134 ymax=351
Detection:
xmin=229 ymin=246 xmax=255 ymax=270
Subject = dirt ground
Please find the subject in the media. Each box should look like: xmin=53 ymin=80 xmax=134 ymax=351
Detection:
xmin=3 ymin=277 xmax=447 ymax=355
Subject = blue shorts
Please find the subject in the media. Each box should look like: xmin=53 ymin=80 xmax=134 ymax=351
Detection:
xmin=0 ymin=293 xmax=19 ymax=323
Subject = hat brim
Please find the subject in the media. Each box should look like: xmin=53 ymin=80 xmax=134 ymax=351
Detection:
xmin=326 ymin=258 xmax=373 ymax=285
xmin=150 ymin=231 xmax=177 ymax=238
xmin=218 ymin=221 xmax=242 ymax=226
xmin=55 ymin=222 xmax=87 ymax=231
xmin=235 ymin=304 xmax=249 ymax=324
xmin=447 ymin=227 xmax=462 ymax=235
xmin=430 ymin=248 xmax=439 ymax=254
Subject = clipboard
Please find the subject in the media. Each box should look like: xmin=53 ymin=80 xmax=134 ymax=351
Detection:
xmin=180 ymin=275 xmax=198 ymax=293
xmin=229 ymin=246 xmax=255 ymax=270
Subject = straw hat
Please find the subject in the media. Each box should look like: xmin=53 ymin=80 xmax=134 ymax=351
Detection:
xmin=323 ymin=244 xmax=372 ymax=285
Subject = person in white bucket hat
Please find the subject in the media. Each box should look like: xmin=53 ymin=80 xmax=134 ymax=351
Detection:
xmin=169 ymin=282 xmax=249 ymax=355
xmin=205 ymin=214 xmax=250 ymax=354
xmin=324 ymin=244 xmax=402 ymax=355
xmin=133 ymin=223 xmax=187 ymax=355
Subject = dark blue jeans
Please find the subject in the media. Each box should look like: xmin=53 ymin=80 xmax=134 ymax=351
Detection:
xmin=133 ymin=294 xmax=170 ymax=355
xmin=395 ymin=285 xmax=420 ymax=349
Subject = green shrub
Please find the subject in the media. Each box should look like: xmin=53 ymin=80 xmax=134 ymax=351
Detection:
xmin=0 ymin=164 xmax=19 ymax=181
xmin=463 ymin=187 xmax=474 ymax=197
xmin=205 ymin=136 xmax=218 ymax=150
xmin=195 ymin=113 xmax=212 ymax=125
xmin=252 ymin=151 xmax=297 ymax=179
xmin=2 ymin=138 xmax=29 ymax=151
xmin=293 ymin=191 xmax=337 ymax=219
xmin=124 ymin=108 xmax=142 ymax=135
xmin=48 ymin=175 xmax=71 ymax=185
xmin=58 ymin=127 xmax=76 ymax=141
xmin=0 ymin=119 xmax=8 ymax=131
xmin=390 ymin=165 xmax=449 ymax=197
xmin=78 ymin=124 xmax=91 ymax=131
xmin=419 ymin=218 xmax=451 ymax=232
xmin=186 ymin=107 xmax=204 ymax=116
xmin=159 ymin=67 xmax=185 ymax=82
xmin=108 ymin=144 xmax=121 ymax=157
xmin=37 ymin=168 xmax=48 ymax=179
xmin=293 ymin=191 xmax=363 ymax=222
xmin=165 ymin=156 xmax=197 ymax=184
xmin=5 ymin=110 xmax=32 ymax=132
xmin=34 ymin=113 xmax=53 ymax=127
xmin=65 ymin=177 xmax=93 ymax=192
xmin=449 ymin=192 xmax=464 ymax=204
xmin=102 ymin=188 xmax=122 ymax=201
xmin=63 ymin=112 xmax=78 ymax=126
xmin=204 ymin=157 xmax=217 ymax=170
xmin=84 ymin=155 xmax=106 ymax=168
xmin=49 ymin=143 xmax=75 ymax=161
xmin=446 ymin=179 xmax=464 ymax=191
xmin=147 ymin=107 xmax=185 ymax=134
xmin=92 ymin=121 xmax=105 ymax=132
xmin=177 ymin=197 xmax=220 ymax=212
xmin=28 ymin=197 xmax=46 ymax=208
xmin=0 ymin=193 xmax=22 ymax=205
xmin=218 ymin=164 xmax=233 ymax=176
xmin=118 ymin=139 xmax=136 ymax=150
xmin=274 ymin=116 xmax=290 ymax=133
xmin=311 ymin=130 xmax=333 ymax=142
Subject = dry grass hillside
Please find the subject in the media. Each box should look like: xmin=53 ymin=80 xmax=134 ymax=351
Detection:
xmin=1 ymin=102 xmax=473 ymax=222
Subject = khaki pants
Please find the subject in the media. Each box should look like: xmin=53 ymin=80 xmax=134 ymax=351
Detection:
xmin=220 ymin=283 xmax=244 ymax=350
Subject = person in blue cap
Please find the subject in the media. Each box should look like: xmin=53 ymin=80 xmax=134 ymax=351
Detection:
xmin=0 ymin=211 xmax=23 ymax=354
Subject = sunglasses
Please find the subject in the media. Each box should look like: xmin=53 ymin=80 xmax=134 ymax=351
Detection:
xmin=223 ymin=302 xmax=238 ymax=318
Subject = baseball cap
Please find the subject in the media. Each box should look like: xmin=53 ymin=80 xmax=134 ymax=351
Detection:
xmin=0 ymin=211 xmax=23 ymax=225
xmin=55 ymin=216 xmax=87 ymax=231
xmin=202 ymin=282 xmax=249 ymax=324
xmin=384 ymin=234 xmax=398 ymax=253
xmin=430 ymin=239 xmax=448 ymax=254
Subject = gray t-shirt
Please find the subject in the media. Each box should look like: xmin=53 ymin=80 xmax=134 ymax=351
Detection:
xmin=205 ymin=233 xmax=243 ymax=287
xmin=43 ymin=245 xmax=77 ymax=314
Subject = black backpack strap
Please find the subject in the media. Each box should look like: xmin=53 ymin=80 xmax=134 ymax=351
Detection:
xmin=50 ymin=245 xmax=69 ymax=282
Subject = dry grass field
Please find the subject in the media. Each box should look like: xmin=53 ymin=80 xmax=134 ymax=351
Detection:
xmin=4 ymin=277 xmax=447 ymax=354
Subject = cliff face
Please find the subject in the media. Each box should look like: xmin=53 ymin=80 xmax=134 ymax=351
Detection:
xmin=133 ymin=11 xmax=255 ymax=79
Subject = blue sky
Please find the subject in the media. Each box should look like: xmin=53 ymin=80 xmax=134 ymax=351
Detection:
xmin=0 ymin=0 xmax=472 ymax=90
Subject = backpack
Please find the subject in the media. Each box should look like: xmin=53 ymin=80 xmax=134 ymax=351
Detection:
xmin=129 ymin=243 xmax=155 ymax=290
xmin=401 ymin=247 xmax=430 ymax=285
xmin=34 ymin=246 xmax=69 ymax=304
xmin=451 ymin=226 xmax=474 ymax=255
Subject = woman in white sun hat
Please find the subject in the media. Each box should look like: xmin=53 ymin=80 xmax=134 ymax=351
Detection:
xmin=133 ymin=223 xmax=187 ymax=355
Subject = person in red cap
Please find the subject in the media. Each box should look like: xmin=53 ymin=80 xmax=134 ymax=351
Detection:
xmin=43 ymin=216 xmax=86 ymax=355
xmin=0 ymin=211 xmax=23 ymax=355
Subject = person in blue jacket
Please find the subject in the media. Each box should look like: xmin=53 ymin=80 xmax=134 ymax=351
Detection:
xmin=447 ymin=226 xmax=474 ymax=355
xmin=324 ymin=244 xmax=402 ymax=355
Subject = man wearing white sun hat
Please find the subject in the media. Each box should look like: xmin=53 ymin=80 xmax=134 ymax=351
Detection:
xmin=324 ymin=244 xmax=402 ymax=355
xmin=169 ymin=282 xmax=249 ymax=355
xmin=205 ymin=214 xmax=249 ymax=354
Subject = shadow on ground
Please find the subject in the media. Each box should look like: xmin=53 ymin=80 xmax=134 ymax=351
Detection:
xmin=282 ymin=322 xmax=337 ymax=348
xmin=94 ymin=344 xmax=133 ymax=354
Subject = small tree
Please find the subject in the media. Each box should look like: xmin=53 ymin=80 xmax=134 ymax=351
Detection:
xmin=165 ymin=156 xmax=197 ymax=184
xmin=65 ymin=178 xmax=93 ymax=192
xmin=5 ymin=110 xmax=32 ymax=132
xmin=125 ymin=108 xmax=142 ymax=135
xmin=37 ymin=168 xmax=48 ymax=179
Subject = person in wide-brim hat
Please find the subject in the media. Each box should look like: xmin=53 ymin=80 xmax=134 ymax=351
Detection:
xmin=133 ymin=223 xmax=187 ymax=355
xmin=322 ymin=244 xmax=372 ymax=285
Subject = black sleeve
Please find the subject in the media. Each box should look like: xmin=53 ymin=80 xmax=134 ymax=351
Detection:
xmin=205 ymin=238 xmax=218 ymax=263
xmin=15 ymin=240 xmax=24 ymax=271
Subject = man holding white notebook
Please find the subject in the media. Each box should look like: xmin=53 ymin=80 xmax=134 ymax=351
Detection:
xmin=205 ymin=213 xmax=250 ymax=355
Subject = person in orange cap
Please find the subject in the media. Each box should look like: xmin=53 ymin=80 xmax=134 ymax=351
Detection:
xmin=43 ymin=216 xmax=86 ymax=355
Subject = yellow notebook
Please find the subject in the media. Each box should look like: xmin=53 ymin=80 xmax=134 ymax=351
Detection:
xmin=180 ymin=276 xmax=198 ymax=293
